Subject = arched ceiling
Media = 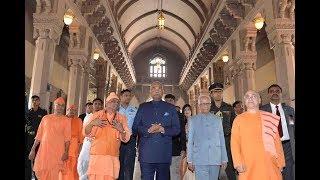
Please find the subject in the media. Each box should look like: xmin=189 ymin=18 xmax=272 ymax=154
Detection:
xmin=113 ymin=0 xmax=211 ymax=60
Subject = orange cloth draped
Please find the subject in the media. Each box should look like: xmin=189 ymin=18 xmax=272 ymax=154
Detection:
xmin=33 ymin=114 xmax=71 ymax=180
xmin=60 ymin=117 xmax=83 ymax=180
xmin=231 ymin=111 xmax=285 ymax=180
xmin=84 ymin=110 xmax=131 ymax=179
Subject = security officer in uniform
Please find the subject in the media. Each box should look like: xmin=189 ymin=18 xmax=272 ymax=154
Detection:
xmin=119 ymin=89 xmax=138 ymax=180
xmin=209 ymin=83 xmax=236 ymax=180
xmin=25 ymin=95 xmax=47 ymax=180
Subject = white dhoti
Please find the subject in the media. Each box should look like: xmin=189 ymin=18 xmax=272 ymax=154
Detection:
xmin=77 ymin=137 xmax=91 ymax=180
xmin=77 ymin=114 xmax=92 ymax=180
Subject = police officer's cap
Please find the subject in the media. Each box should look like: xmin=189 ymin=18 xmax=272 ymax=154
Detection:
xmin=209 ymin=83 xmax=224 ymax=91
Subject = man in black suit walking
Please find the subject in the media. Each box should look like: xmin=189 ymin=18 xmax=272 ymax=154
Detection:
xmin=260 ymin=84 xmax=295 ymax=180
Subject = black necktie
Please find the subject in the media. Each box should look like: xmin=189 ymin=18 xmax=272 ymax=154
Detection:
xmin=276 ymin=105 xmax=283 ymax=138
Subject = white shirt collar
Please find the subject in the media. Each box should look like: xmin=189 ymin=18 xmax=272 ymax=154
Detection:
xmin=270 ymin=102 xmax=281 ymax=108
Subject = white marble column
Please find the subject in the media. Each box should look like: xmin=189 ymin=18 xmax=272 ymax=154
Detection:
xmin=28 ymin=14 xmax=63 ymax=110
xmin=266 ymin=19 xmax=295 ymax=107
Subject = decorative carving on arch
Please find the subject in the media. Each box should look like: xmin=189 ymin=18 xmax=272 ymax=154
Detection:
xmin=279 ymin=0 xmax=295 ymax=20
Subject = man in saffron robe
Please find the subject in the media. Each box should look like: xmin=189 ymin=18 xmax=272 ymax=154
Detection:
xmin=28 ymin=97 xmax=71 ymax=180
xmin=60 ymin=105 xmax=83 ymax=180
xmin=84 ymin=92 xmax=131 ymax=180
xmin=231 ymin=90 xmax=285 ymax=180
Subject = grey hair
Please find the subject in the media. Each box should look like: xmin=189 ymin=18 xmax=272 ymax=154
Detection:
xmin=198 ymin=94 xmax=211 ymax=104
xmin=150 ymin=81 xmax=163 ymax=89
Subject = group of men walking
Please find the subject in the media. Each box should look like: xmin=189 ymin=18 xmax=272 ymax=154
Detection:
xmin=25 ymin=81 xmax=294 ymax=180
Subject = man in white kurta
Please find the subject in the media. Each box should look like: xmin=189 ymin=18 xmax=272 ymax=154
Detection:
xmin=77 ymin=98 xmax=103 ymax=180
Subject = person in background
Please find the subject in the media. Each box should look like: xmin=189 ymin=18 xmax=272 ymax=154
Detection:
xmin=232 ymin=101 xmax=244 ymax=116
xmin=119 ymin=89 xmax=138 ymax=180
xmin=77 ymin=98 xmax=104 ymax=180
xmin=25 ymin=95 xmax=48 ymax=180
xmin=79 ymin=102 xmax=93 ymax=122
xmin=179 ymin=104 xmax=195 ymax=180
xmin=164 ymin=94 xmax=186 ymax=180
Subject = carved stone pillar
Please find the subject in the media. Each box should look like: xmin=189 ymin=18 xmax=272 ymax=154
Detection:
xmin=212 ymin=60 xmax=224 ymax=84
xmin=233 ymin=67 xmax=245 ymax=101
xmin=117 ymin=83 xmax=123 ymax=94
xmin=236 ymin=23 xmax=257 ymax=97
xmin=29 ymin=13 xmax=63 ymax=110
xmin=200 ymin=76 xmax=209 ymax=93
xmin=95 ymin=59 xmax=107 ymax=101
xmin=67 ymin=57 xmax=84 ymax=108
xmin=78 ymin=64 xmax=90 ymax=114
xmin=266 ymin=18 xmax=295 ymax=106
xmin=67 ymin=23 xmax=89 ymax=110
xmin=238 ymin=52 xmax=257 ymax=93
xmin=96 ymin=79 xmax=106 ymax=101
xmin=110 ymin=74 xmax=118 ymax=93
xmin=194 ymin=84 xmax=200 ymax=114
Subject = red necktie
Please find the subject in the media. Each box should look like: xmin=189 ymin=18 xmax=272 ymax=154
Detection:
xmin=276 ymin=105 xmax=283 ymax=138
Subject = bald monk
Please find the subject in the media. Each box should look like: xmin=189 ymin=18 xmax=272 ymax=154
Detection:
xmin=60 ymin=105 xmax=83 ymax=180
xmin=28 ymin=97 xmax=71 ymax=180
xmin=231 ymin=90 xmax=285 ymax=180
xmin=84 ymin=92 xmax=131 ymax=180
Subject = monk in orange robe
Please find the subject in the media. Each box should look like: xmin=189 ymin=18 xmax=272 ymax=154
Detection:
xmin=28 ymin=97 xmax=71 ymax=180
xmin=231 ymin=90 xmax=285 ymax=180
xmin=84 ymin=92 xmax=131 ymax=180
xmin=59 ymin=105 xmax=83 ymax=180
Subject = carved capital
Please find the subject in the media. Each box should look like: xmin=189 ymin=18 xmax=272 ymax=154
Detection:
xmin=33 ymin=13 xmax=64 ymax=44
xmin=82 ymin=64 xmax=90 ymax=74
xmin=240 ymin=23 xmax=257 ymax=52
xmin=68 ymin=57 xmax=85 ymax=69
xmin=265 ymin=18 xmax=295 ymax=47
xmin=237 ymin=51 xmax=257 ymax=70
xmin=68 ymin=48 xmax=89 ymax=63
xmin=279 ymin=0 xmax=295 ymax=20
xmin=35 ymin=0 xmax=53 ymax=13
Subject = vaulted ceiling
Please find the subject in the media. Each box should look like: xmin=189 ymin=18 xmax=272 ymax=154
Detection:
xmin=112 ymin=0 xmax=213 ymax=60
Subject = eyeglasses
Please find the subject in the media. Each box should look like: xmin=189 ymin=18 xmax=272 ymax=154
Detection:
xmin=199 ymin=103 xmax=211 ymax=106
xmin=244 ymin=94 xmax=258 ymax=99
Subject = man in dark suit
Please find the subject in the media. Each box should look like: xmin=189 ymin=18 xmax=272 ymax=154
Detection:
xmin=132 ymin=81 xmax=180 ymax=180
xmin=260 ymin=84 xmax=295 ymax=180
xmin=25 ymin=95 xmax=48 ymax=180
xmin=78 ymin=102 xmax=93 ymax=121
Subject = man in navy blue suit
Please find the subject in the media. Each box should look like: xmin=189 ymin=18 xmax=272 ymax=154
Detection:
xmin=132 ymin=81 xmax=180 ymax=180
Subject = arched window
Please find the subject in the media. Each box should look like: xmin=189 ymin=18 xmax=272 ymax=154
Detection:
xmin=149 ymin=56 xmax=166 ymax=78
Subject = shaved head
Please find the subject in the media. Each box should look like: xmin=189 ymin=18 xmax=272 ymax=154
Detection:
xmin=244 ymin=90 xmax=261 ymax=111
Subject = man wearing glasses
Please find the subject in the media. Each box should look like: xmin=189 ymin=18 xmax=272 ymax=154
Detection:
xmin=187 ymin=94 xmax=228 ymax=180
xmin=209 ymin=83 xmax=236 ymax=180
